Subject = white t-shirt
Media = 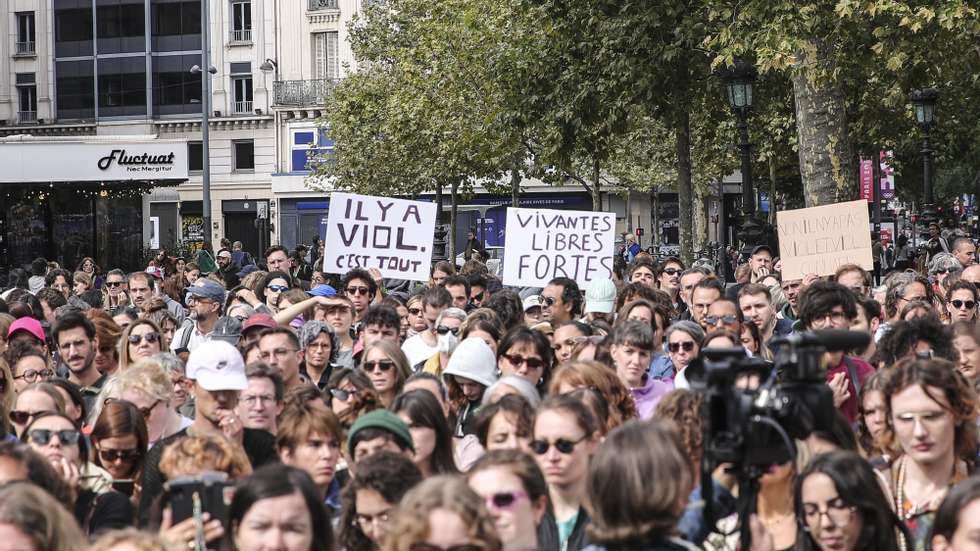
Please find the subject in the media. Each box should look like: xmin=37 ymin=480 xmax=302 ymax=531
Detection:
xmin=401 ymin=334 xmax=439 ymax=367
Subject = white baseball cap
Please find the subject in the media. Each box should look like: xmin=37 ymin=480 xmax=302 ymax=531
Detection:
xmin=584 ymin=278 xmax=617 ymax=314
xmin=186 ymin=340 xmax=248 ymax=391
xmin=522 ymin=295 xmax=543 ymax=312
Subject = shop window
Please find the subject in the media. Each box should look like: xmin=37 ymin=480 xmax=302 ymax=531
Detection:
xmin=291 ymin=128 xmax=334 ymax=172
xmin=188 ymin=142 xmax=203 ymax=172
xmin=16 ymin=13 xmax=35 ymax=55
xmin=234 ymin=140 xmax=255 ymax=171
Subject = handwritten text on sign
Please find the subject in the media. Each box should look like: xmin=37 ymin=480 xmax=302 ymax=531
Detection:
xmin=503 ymin=207 xmax=615 ymax=287
xmin=776 ymin=200 xmax=873 ymax=280
xmin=324 ymin=192 xmax=436 ymax=281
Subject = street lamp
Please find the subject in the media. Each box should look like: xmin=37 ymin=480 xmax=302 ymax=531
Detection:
xmin=911 ymin=88 xmax=939 ymax=226
xmin=716 ymin=59 xmax=765 ymax=256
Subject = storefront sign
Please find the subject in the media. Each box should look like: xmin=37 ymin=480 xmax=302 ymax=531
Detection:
xmin=323 ymin=192 xmax=437 ymax=281
xmin=502 ymin=207 xmax=615 ymax=287
xmin=0 ymin=140 xmax=189 ymax=182
xmin=776 ymin=200 xmax=873 ymax=280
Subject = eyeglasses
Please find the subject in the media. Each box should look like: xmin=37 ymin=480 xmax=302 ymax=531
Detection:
xmin=471 ymin=291 xmax=485 ymax=302
xmin=502 ymin=353 xmax=545 ymax=370
xmin=347 ymin=286 xmax=371 ymax=296
xmin=329 ymin=388 xmax=357 ymax=401
xmin=354 ymin=510 xmax=391 ymax=531
xmin=13 ymin=368 xmax=55 ymax=383
xmin=803 ymin=500 xmax=856 ymax=528
xmin=668 ymin=341 xmax=696 ymax=353
xmin=934 ymin=268 xmax=952 ymax=275
xmin=259 ymin=348 xmax=298 ymax=361
xmin=662 ymin=268 xmax=681 ymax=276
xmin=484 ymin=490 xmax=529 ymax=511
xmin=903 ymin=295 xmax=928 ymax=303
xmin=137 ymin=400 xmax=161 ymax=420
xmin=951 ymin=300 xmax=977 ymax=310
xmin=242 ymin=394 xmax=277 ymax=406
xmin=436 ymin=325 xmax=460 ymax=336
xmin=106 ymin=281 xmax=124 ymax=288
xmin=8 ymin=410 xmax=51 ymax=425
xmin=127 ymin=332 xmax=160 ymax=345
xmin=410 ymin=545 xmax=483 ymax=551
xmin=704 ymin=315 xmax=738 ymax=326
xmin=267 ymin=285 xmax=289 ymax=293
xmin=541 ymin=296 xmax=556 ymax=307
xmin=28 ymin=429 xmax=82 ymax=446
xmin=98 ymin=447 xmax=141 ymax=463
xmin=408 ymin=307 xmax=422 ymax=316
xmin=812 ymin=311 xmax=848 ymax=326
xmin=362 ymin=360 xmax=395 ymax=373
xmin=529 ymin=435 xmax=587 ymax=455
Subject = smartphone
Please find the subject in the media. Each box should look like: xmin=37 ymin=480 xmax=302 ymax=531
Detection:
xmin=112 ymin=479 xmax=135 ymax=496
xmin=165 ymin=472 xmax=235 ymax=527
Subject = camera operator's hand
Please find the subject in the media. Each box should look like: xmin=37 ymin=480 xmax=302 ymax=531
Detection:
xmin=160 ymin=507 xmax=224 ymax=549
xmin=748 ymin=515 xmax=776 ymax=551
xmin=829 ymin=372 xmax=851 ymax=408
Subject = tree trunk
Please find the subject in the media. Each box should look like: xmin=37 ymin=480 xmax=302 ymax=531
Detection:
xmin=510 ymin=163 xmax=521 ymax=208
xmin=449 ymin=179 xmax=460 ymax=261
xmin=591 ymin=158 xmax=601 ymax=212
xmin=769 ymin=155 xmax=778 ymax=224
xmin=793 ymin=38 xmax=855 ymax=207
xmin=676 ymin=110 xmax=694 ymax=265
xmin=651 ymin=188 xmax=660 ymax=248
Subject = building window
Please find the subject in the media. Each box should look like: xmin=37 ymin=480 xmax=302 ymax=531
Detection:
xmin=54 ymin=5 xmax=94 ymax=58
xmin=231 ymin=62 xmax=253 ymax=114
xmin=151 ymin=0 xmax=201 ymax=52
xmin=16 ymin=73 xmax=37 ymax=124
xmin=231 ymin=1 xmax=252 ymax=42
xmin=309 ymin=0 xmax=338 ymax=9
xmin=152 ymin=54 xmax=203 ymax=116
xmin=291 ymin=128 xmax=334 ymax=172
xmin=234 ymin=140 xmax=255 ymax=171
xmin=16 ymin=13 xmax=35 ymax=55
xmin=98 ymin=57 xmax=147 ymax=116
xmin=312 ymin=32 xmax=339 ymax=80
xmin=96 ymin=2 xmax=146 ymax=54
xmin=56 ymin=59 xmax=96 ymax=120
xmin=188 ymin=142 xmax=203 ymax=172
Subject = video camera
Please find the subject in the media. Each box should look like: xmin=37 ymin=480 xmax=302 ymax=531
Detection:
xmin=698 ymin=330 xmax=870 ymax=547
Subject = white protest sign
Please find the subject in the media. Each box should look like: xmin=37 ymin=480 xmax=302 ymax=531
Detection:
xmin=324 ymin=192 xmax=437 ymax=281
xmin=776 ymin=199 xmax=873 ymax=280
xmin=503 ymin=207 xmax=615 ymax=287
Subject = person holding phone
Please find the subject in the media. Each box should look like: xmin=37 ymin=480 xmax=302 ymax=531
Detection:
xmin=91 ymin=399 xmax=149 ymax=504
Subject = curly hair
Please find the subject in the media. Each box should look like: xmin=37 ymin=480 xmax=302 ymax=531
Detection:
xmin=548 ymin=361 xmax=637 ymax=432
xmin=856 ymin=371 xmax=892 ymax=459
xmin=326 ymin=367 xmax=382 ymax=431
xmin=339 ymin=451 xmax=423 ymax=551
xmin=654 ymin=389 xmax=704 ymax=474
xmin=884 ymin=273 xmax=934 ymax=320
xmin=875 ymin=316 xmax=955 ymax=367
xmin=159 ymin=433 xmax=253 ymax=480
xmin=882 ymin=357 xmax=980 ymax=471
xmin=384 ymin=476 xmax=502 ymax=551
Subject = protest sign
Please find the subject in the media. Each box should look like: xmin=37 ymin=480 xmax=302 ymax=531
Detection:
xmin=776 ymin=200 xmax=873 ymax=280
xmin=323 ymin=192 xmax=437 ymax=281
xmin=502 ymin=207 xmax=615 ymax=287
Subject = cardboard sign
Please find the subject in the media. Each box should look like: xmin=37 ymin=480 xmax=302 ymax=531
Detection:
xmin=502 ymin=207 xmax=615 ymax=287
xmin=776 ymin=200 xmax=873 ymax=280
xmin=323 ymin=192 xmax=437 ymax=281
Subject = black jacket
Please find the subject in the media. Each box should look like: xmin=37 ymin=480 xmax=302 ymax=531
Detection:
xmin=538 ymin=507 xmax=591 ymax=551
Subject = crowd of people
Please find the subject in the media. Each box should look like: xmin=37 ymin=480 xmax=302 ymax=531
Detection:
xmin=1 ymin=227 xmax=980 ymax=551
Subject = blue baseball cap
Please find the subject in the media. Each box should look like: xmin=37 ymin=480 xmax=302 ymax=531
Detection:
xmin=307 ymin=284 xmax=337 ymax=298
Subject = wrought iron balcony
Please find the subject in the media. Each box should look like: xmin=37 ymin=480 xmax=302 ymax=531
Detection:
xmin=309 ymin=0 xmax=339 ymax=10
xmin=273 ymin=79 xmax=338 ymax=107
xmin=15 ymin=41 xmax=35 ymax=54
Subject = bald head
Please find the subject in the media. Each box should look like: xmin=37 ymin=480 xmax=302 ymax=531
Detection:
xmin=953 ymin=238 xmax=976 ymax=267
xmin=962 ymin=264 xmax=980 ymax=285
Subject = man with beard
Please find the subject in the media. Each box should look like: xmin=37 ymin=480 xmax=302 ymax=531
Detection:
xmin=53 ymin=312 xmax=105 ymax=411
xmin=170 ymin=279 xmax=225 ymax=355
xmin=215 ymin=248 xmax=241 ymax=289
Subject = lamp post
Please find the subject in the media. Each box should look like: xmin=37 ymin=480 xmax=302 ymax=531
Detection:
xmin=911 ymin=88 xmax=938 ymax=226
xmin=190 ymin=1 xmax=216 ymax=248
xmin=717 ymin=59 xmax=765 ymax=256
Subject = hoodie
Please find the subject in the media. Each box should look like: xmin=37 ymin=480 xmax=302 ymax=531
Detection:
xmin=443 ymin=338 xmax=499 ymax=437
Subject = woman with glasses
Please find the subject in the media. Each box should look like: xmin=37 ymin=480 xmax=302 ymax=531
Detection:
xmin=256 ymin=270 xmax=293 ymax=314
xmin=93 ymin=362 xmax=190 ymax=447
xmin=360 ymin=340 xmax=411 ymax=408
xmin=391 ymin=389 xmax=458 ymax=477
xmin=7 ymin=342 xmax=52 ymax=394
xmin=385 ymin=475 xmax=502 ymax=551
xmin=339 ymin=451 xmax=423 ymax=551
xmin=87 ymin=311 xmax=123 ymax=376
xmin=664 ymin=321 xmax=704 ymax=389
xmin=405 ymin=295 xmax=428 ymax=338
xmin=467 ymin=449 xmax=549 ymax=551
xmin=420 ymin=307 xmax=467 ymax=375
xmin=795 ymin=451 xmax=908 ymax=551
xmin=10 ymin=381 xmax=64 ymax=437
xmin=118 ymin=319 xmax=165 ymax=371
xmin=497 ymin=326 xmax=554 ymax=393
xmin=945 ymin=280 xmax=978 ymax=324
xmin=91 ymin=399 xmax=148 ymax=504
xmin=21 ymin=411 xmax=135 ymax=534
xmin=299 ymin=321 xmax=340 ymax=390
xmin=532 ymin=395 xmax=601 ymax=551
xmin=327 ymin=367 xmax=382 ymax=430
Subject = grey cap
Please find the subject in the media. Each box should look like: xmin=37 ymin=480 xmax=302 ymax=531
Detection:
xmin=185 ymin=278 xmax=226 ymax=303
xmin=211 ymin=316 xmax=242 ymax=345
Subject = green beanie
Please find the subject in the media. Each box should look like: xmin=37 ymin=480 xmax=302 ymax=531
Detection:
xmin=347 ymin=409 xmax=415 ymax=456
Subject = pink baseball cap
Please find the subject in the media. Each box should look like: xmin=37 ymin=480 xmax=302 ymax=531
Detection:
xmin=8 ymin=317 xmax=45 ymax=343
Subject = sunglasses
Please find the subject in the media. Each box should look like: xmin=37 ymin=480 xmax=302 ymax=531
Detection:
xmin=951 ymin=300 xmax=977 ymax=310
xmin=98 ymin=448 xmax=141 ymax=463
xmin=529 ymin=435 xmax=587 ymax=455
xmin=935 ymin=268 xmax=952 ymax=275
xmin=662 ymin=268 xmax=681 ymax=276
xmin=104 ymin=398 xmax=160 ymax=420
xmin=484 ymin=491 xmax=529 ymax=511
xmin=471 ymin=291 xmax=485 ymax=302
xmin=267 ymin=285 xmax=289 ymax=293
xmin=502 ymin=353 xmax=545 ymax=370
xmin=704 ymin=315 xmax=738 ymax=326
xmin=436 ymin=325 xmax=460 ymax=336
xmin=127 ymin=332 xmax=160 ymax=345
xmin=408 ymin=307 xmax=422 ymax=316
xmin=329 ymin=388 xmax=357 ymax=401
xmin=668 ymin=341 xmax=696 ymax=353
xmin=28 ymin=429 xmax=82 ymax=446
xmin=9 ymin=410 xmax=50 ymax=425
xmin=13 ymin=368 xmax=54 ymax=382
xmin=347 ymin=286 xmax=371 ymax=296
xmin=362 ymin=360 xmax=395 ymax=372
xmin=410 ymin=545 xmax=483 ymax=551
xmin=541 ymin=296 xmax=556 ymax=307
xmin=106 ymin=281 xmax=124 ymax=288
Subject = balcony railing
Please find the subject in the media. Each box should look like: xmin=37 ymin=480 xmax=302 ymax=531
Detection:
xmin=309 ymin=0 xmax=338 ymax=9
xmin=17 ymin=110 xmax=37 ymax=124
xmin=234 ymin=100 xmax=253 ymax=114
xmin=15 ymin=41 xmax=35 ymax=54
xmin=230 ymin=28 xmax=252 ymax=42
xmin=273 ymin=79 xmax=338 ymax=106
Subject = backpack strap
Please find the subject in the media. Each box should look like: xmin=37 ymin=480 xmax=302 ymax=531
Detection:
xmin=843 ymin=356 xmax=862 ymax=397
